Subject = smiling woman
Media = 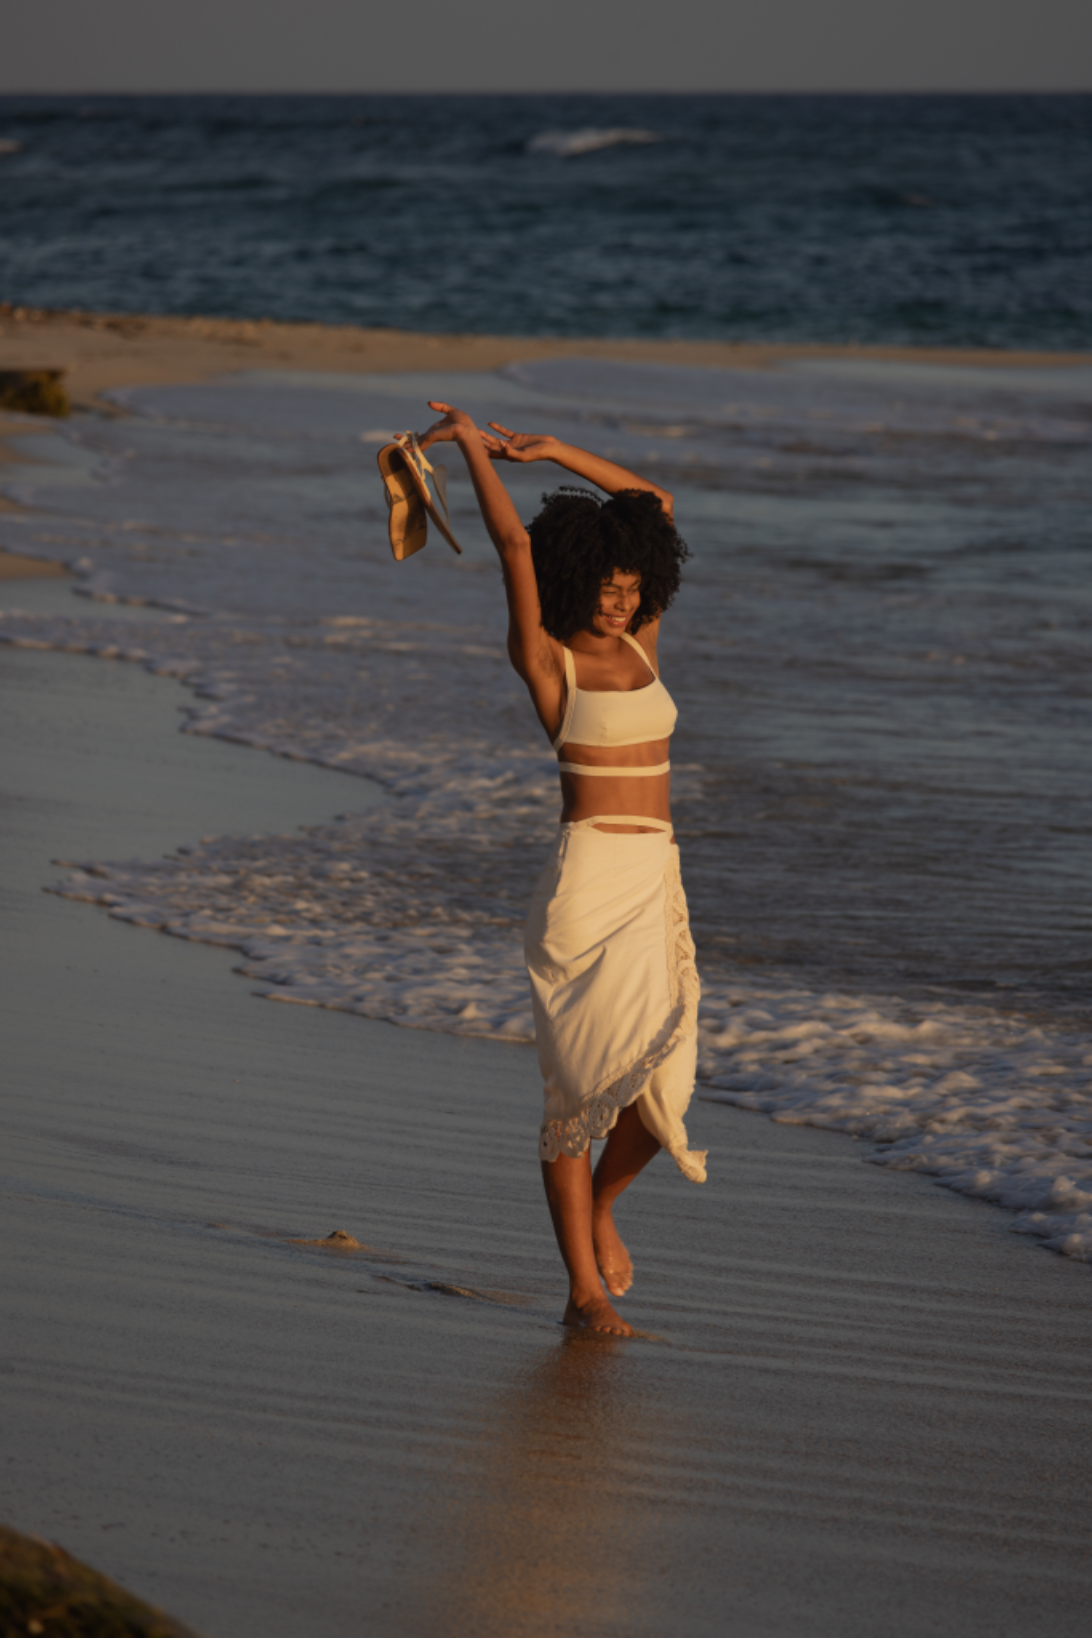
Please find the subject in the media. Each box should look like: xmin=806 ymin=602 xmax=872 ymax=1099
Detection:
xmin=529 ymin=485 xmax=687 ymax=647
xmin=525 ymin=484 xmax=687 ymax=823
xmin=410 ymin=400 xmax=705 ymax=1338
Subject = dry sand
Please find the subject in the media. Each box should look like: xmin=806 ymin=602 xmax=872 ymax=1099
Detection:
xmin=2 ymin=577 xmax=1091 ymax=1638
xmin=2 ymin=302 xmax=1090 ymax=413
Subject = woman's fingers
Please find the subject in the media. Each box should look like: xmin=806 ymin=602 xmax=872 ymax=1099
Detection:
xmin=480 ymin=425 xmax=522 ymax=462
xmin=418 ymin=401 xmax=474 ymax=449
xmin=484 ymin=423 xmax=552 ymax=461
xmin=484 ymin=424 xmax=539 ymax=462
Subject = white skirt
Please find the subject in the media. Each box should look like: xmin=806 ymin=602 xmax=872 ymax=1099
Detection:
xmin=524 ymin=821 xmax=706 ymax=1183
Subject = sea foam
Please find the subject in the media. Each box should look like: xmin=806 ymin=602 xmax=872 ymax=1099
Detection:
xmin=526 ymin=128 xmax=658 ymax=158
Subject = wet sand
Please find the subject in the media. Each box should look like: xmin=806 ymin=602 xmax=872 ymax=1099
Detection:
xmin=3 ymin=576 xmax=1091 ymax=1637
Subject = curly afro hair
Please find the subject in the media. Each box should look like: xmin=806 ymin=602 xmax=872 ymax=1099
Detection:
xmin=528 ymin=487 xmax=689 ymax=642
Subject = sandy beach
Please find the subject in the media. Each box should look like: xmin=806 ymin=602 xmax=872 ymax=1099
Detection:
xmin=2 ymin=309 xmax=1091 ymax=1632
xmin=3 ymin=562 xmax=1092 ymax=1634
xmin=3 ymin=301 xmax=1091 ymax=412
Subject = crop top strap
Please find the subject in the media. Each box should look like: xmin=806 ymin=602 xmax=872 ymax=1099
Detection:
xmin=552 ymin=646 xmax=578 ymax=750
xmin=620 ymin=630 xmax=658 ymax=678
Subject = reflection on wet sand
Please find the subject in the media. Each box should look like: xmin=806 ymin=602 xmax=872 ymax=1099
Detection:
xmin=416 ymin=1329 xmax=683 ymax=1636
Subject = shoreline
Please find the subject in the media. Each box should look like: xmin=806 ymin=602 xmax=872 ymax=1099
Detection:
xmin=2 ymin=316 xmax=1090 ymax=1265
xmin=4 ymin=333 xmax=1092 ymax=1628
xmin=4 ymin=635 xmax=1092 ymax=1637
xmin=2 ymin=303 xmax=1090 ymax=416
xmin=3 ymin=302 xmax=1089 ymax=570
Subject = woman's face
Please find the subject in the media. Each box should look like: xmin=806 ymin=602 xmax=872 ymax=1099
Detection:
xmin=591 ymin=570 xmax=642 ymax=637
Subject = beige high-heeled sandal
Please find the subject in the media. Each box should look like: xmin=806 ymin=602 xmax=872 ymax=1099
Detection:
xmin=376 ymin=432 xmax=462 ymax=560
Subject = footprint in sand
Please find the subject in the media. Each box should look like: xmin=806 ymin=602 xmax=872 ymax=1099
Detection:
xmin=372 ymin=1273 xmax=534 ymax=1307
xmin=287 ymin=1234 xmax=536 ymax=1309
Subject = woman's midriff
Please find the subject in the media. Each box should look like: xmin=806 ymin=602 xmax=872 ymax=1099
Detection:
xmin=558 ymin=738 xmax=672 ymax=836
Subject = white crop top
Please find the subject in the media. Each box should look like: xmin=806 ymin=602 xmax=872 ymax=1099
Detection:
xmin=553 ymin=633 xmax=677 ymax=778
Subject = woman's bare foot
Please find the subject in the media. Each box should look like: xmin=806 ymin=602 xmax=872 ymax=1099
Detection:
xmin=562 ymin=1293 xmax=634 ymax=1336
xmin=592 ymin=1206 xmax=634 ymax=1296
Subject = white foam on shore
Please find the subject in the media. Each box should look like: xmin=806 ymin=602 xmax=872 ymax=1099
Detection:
xmin=1 ymin=358 xmax=1090 ymax=1262
xmin=38 ymin=748 xmax=1092 ymax=1262
xmin=7 ymin=586 xmax=1089 ymax=1262
xmin=698 ymin=991 xmax=1092 ymax=1261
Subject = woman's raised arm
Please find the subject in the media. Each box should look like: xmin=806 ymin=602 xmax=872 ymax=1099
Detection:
xmin=482 ymin=425 xmax=674 ymax=519
xmin=418 ymin=403 xmax=565 ymax=734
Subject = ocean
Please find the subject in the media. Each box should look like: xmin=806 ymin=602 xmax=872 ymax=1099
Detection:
xmin=0 ymin=95 xmax=1090 ymax=1261
xmin=0 ymin=92 xmax=1090 ymax=347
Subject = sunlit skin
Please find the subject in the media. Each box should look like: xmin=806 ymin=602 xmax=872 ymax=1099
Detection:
xmin=592 ymin=570 xmax=642 ymax=636
xmin=560 ymin=570 xmax=672 ymax=835
xmin=419 ymin=400 xmax=676 ymax=1336
xmin=551 ymin=573 xmax=668 ymax=1323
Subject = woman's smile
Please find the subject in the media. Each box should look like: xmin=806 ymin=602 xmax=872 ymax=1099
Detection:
xmin=595 ymin=572 xmax=642 ymax=633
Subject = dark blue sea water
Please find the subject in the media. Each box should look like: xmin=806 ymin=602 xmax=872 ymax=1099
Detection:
xmin=1 ymin=93 xmax=1090 ymax=345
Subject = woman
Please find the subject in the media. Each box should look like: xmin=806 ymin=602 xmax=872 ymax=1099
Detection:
xmin=419 ymin=401 xmax=706 ymax=1337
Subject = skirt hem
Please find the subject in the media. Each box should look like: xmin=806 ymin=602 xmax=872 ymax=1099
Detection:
xmin=537 ymin=845 xmax=705 ymax=1183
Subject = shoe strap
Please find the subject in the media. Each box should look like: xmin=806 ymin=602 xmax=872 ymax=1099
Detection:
xmin=394 ymin=431 xmax=453 ymax=529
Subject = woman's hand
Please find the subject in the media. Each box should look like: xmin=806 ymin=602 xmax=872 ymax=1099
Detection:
xmin=418 ymin=401 xmax=478 ymax=452
xmin=482 ymin=423 xmax=559 ymax=464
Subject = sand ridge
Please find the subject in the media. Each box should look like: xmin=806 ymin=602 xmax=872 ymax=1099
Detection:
xmin=2 ymin=302 xmax=1090 ymax=413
